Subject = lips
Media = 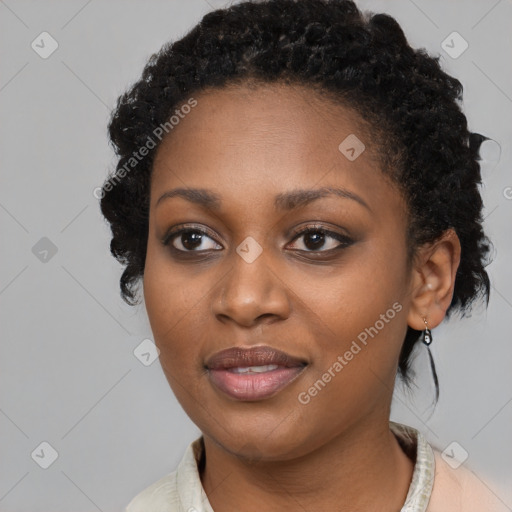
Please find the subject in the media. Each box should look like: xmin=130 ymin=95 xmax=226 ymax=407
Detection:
xmin=205 ymin=346 xmax=308 ymax=401
xmin=206 ymin=346 xmax=307 ymax=370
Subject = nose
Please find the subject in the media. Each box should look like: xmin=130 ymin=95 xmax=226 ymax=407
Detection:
xmin=211 ymin=246 xmax=291 ymax=328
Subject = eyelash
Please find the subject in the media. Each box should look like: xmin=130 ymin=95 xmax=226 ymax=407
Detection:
xmin=162 ymin=223 xmax=354 ymax=256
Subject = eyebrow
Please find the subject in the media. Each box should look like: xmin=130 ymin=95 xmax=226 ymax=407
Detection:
xmin=155 ymin=186 xmax=371 ymax=212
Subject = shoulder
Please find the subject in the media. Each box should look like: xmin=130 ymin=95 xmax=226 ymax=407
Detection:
xmin=427 ymin=449 xmax=509 ymax=512
xmin=125 ymin=471 xmax=180 ymax=512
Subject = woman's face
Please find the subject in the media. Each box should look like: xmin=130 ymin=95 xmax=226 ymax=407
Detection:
xmin=144 ymin=84 xmax=415 ymax=460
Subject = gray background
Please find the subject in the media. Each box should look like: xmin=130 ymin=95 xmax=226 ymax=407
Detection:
xmin=0 ymin=0 xmax=511 ymax=510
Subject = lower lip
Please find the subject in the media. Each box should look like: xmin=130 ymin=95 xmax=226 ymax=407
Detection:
xmin=208 ymin=366 xmax=306 ymax=401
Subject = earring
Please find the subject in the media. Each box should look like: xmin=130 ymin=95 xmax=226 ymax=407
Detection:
xmin=421 ymin=317 xmax=439 ymax=404
xmin=422 ymin=317 xmax=432 ymax=346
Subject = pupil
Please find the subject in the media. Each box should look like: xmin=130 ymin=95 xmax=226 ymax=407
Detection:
xmin=305 ymin=232 xmax=324 ymax=250
xmin=182 ymin=232 xmax=202 ymax=250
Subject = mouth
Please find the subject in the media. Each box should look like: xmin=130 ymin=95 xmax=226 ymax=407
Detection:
xmin=205 ymin=346 xmax=308 ymax=401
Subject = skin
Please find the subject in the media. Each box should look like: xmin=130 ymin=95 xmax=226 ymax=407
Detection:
xmin=143 ymin=83 xmax=461 ymax=511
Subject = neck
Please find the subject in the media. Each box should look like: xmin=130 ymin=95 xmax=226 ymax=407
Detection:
xmin=200 ymin=417 xmax=415 ymax=512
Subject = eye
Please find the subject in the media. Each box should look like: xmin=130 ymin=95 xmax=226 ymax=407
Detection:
xmin=287 ymin=225 xmax=353 ymax=252
xmin=162 ymin=223 xmax=354 ymax=255
xmin=163 ymin=225 xmax=222 ymax=252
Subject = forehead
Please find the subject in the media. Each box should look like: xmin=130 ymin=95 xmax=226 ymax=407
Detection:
xmin=153 ymin=83 xmax=373 ymax=159
xmin=150 ymin=83 xmax=398 ymax=213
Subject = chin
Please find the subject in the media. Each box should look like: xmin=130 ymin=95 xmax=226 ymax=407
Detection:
xmin=201 ymin=412 xmax=314 ymax=462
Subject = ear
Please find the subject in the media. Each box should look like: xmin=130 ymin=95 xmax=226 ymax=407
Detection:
xmin=407 ymin=229 xmax=461 ymax=331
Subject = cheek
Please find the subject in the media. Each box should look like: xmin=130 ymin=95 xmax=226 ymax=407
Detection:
xmin=292 ymin=280 xmax=408 ymax=434
xmin=143 ymin=262 xmax=211 ymax=414
xmin=287 ymin=243 xmax=410 ymax=400
xmin=143 ymin=243 xmax=212 ymax=361
xmin=293 ymin=277 xmax=407 ymax=385
xmin=292 ymin=242 xmax=408 ymax=336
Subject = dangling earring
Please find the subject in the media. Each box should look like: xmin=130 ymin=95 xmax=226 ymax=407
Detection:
xmin=422 ymin=317 xmax=439 ymax=403
xmin=422 ymin=317 xmax=432 ymax=346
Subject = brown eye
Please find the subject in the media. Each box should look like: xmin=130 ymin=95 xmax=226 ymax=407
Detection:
xmin=163 ymin=227 xmax=222 ymax=252
xmin=288 ymin=226 xmax=354 ymax=252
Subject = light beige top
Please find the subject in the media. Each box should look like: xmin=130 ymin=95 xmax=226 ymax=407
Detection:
xmin=125 ymin=421 xmax=509 ymax=511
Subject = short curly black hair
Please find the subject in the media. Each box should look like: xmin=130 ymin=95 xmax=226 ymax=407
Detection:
xmin=100 ymin=0 xmax=491 ymax=396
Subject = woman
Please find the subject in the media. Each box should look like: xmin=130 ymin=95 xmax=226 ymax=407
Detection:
xmin=100 ymin=0 xmax=505 ymax=510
